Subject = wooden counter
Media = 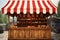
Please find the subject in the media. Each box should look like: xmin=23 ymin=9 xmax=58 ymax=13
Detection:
xmin=8 ymin=25 xmax=51 ymax=40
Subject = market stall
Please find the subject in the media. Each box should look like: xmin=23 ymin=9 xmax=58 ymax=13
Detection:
xmin=2 ymin=0 xmax=57 ymax=40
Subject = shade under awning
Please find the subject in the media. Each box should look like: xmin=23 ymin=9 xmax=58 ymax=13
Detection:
xmin=2 ymin=0 xmax=57 ymax=14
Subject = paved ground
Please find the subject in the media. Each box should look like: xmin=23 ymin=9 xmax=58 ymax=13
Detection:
xmin=0 ymin=31 xmax=60 ymax=40
xmin=52 ymin=32 xmax=60 ymax=40
xmin=0 ymin=31 xmax=8 ymax=40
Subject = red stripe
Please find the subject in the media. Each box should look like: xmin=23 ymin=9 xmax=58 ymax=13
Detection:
xmin=47 ymin=1 xmax=56 ymax=13
xmin=32 ymin=1 xmax=36 ymax=13
xmin=2 ymin=1 xmax=10 ymax=14
xmin=20 ymin=1 xmax=25 ymax=13
xmin=7 ymin=1 xmax=14 ymax=12
xmin=14 ymin=1 xmax=19 ymax=13
xmin=37 ymin=1 xmax=43 ymax=12
xmin=43 ymin=1 xmax=49 ymax=12
xmin=27 ymin=1 xmax=30 ymax=13
xmin=42 ymin=0 xmax=49 ymax=1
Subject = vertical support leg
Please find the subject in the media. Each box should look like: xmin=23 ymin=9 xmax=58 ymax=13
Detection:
xmin=8 ymin=15 xmax=10 ymax=40
xmin=46 ymin=17 xmax=48 ymax=26
xmin=13 ymin=16 xmax=14 ymax=25
xmin=50 ymin=15 xmax=52 ymax=28
xmin=50 ymin=15 xmax=52 ymax=39
xmin=8 ymin=15 xmax=10 ymax=27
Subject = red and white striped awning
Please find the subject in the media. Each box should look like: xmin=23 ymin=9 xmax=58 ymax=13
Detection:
xmin=2 ymin=0 xmax=57 ymax=14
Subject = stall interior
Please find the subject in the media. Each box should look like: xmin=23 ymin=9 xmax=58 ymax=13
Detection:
xmin=8 ymin=12 xmax=52 ymax=27
xmin=17 ymin=13 xmax=49 ymax=27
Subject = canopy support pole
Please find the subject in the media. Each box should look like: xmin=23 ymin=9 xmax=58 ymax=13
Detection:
xmin=8 ymin=15 xmax=10 ymax=27
xmin=50 ymin=15 xmax=52 ymax=28
xmin=49 ymin=15 xmax=52 ymax=39
xmin=13 ymin=16 xmax=14 ymax=25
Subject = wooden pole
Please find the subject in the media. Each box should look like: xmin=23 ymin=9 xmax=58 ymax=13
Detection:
xmin=46 ymin=17 xmax=48 ymax=26
xmin=16 ymin=16 xmax=17 ymax=25
xmin=50 ymin=15 xmax=52 ymax=39
xmin=50 ymin=15 xmax=52 ymax=28
xmin=13 ymin=16 xmax=14 ymax=25
xmin=8 ymin=15 xmax=10 ymax=27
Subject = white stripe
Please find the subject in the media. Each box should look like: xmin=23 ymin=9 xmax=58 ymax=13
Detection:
xmin=30 ymin=0 xmax=33 ymax=14
xmin=39 ymin=0 xmax=46 ymax=14
xmin=23 ymin=0 xmax=27 ymax=14
xmin=10 ymin=0 xmax=20 ymax=1
xmin=34 ymin=0 xmax=40 ymax=14
xmin=9 ymin=0 xmax=13 ymax=1
xmin=4 ymin=1 xmax=13 ymax=14
xmin=44 ymin=0 xmax=52 ymax=14
xmin=49 ymin=1 xmax=57 ymax=14
xmin=10 ymin=0 xmax=18 ymax=14
xmin=17 ymin=0 xmax=22 ymax=14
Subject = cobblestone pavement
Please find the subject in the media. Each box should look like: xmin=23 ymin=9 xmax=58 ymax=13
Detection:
xmin=0 ymin=31 xmax=60 ymax=40
xmin=0 ymin=31 xmax=8 ymax=40
xmin=52 ymin=32 xmax=60 ymax=40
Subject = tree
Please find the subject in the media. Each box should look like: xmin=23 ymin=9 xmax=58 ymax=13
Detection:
xmin=57 ymin=1 xmax=60 ymax=17
xmin=0 ymin=11 xmax=3 ymax=23
xmin=0 ymin=11 xmax=8 ymax=24
xmin=3 ymin=15 xmax=8 ymax=23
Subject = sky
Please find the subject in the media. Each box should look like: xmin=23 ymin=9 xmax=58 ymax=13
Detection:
xmin=0 ymin=0 xmax=59 ymax=10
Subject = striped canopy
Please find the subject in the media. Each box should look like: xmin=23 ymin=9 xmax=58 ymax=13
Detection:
xmin=2 ymin=0 xmax=57 ymax=14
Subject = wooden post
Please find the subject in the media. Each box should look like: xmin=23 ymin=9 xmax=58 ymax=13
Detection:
xmin=50 ymin=15 xmax=52 ymax=28
xmin=8 ymin=15 xmax=10 ymax=27
xmin=49 ymin=15 xmax=52 ymax=39
xmin=13 ymin=16 xmax=14 ymax=25
xmin=46 ymin=17 xmax=48 ymax=26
